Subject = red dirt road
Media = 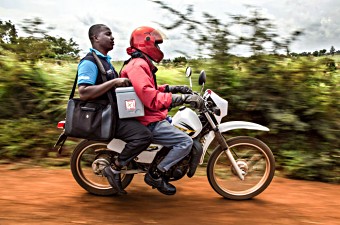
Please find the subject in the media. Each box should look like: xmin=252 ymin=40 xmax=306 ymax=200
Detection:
xmin=0 ymin=165 xmax=339 ymax=225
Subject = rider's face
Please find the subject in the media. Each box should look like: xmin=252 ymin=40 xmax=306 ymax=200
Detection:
xmin=95 ymin=26 xmax=114 ymax=52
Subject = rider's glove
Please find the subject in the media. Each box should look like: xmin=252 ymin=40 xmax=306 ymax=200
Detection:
xmin=166 ymin=85 xmax=192 ymax=94
xmin=171 ymin=94 xmax=204 ymax=109
xmin=171 ymin=94 xmax=184 ymax=108
xmin=182 ymin=94 xmax=204 ymax=109
xmin=113 ymin=78 xmax=131 ymax=87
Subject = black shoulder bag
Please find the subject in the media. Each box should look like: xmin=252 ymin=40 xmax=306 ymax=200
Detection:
xmin=64 ymin=52 xmax=116 ymax=141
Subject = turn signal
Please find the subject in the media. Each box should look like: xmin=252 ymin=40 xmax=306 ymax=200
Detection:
xmin=57 ymin=121 xmax=65 ymax=129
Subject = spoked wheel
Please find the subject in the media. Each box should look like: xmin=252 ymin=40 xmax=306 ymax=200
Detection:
xmin=70 ymin=140 xmax=134 ymax=196
xmin=207 ymin=136 xmax=275 ymax=200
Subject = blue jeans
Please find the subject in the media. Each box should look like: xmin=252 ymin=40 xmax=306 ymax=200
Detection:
xmin=147 ymin=120 xmax=193 ymax=172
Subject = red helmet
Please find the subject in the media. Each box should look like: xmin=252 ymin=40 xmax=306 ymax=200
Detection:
xmin=130 ymin=26 xmax=164 ymax=63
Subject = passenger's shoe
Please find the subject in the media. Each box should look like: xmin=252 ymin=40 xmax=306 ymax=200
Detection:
xmin=103 ymin=166 xmax=127 ymax=195
xmin=144 ymin=172 xmax=176 ymax=195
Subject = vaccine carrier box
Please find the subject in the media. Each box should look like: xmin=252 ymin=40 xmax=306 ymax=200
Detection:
xmin=115 ymin=87 xmax=144 ymax=118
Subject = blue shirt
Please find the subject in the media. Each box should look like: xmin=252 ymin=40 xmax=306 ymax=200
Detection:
xmin=77 ymin=48 xmax=115 ymax=85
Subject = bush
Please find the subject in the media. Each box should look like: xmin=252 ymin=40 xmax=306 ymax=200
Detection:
xmin=0 ymin=118 xmax=57 ymax=159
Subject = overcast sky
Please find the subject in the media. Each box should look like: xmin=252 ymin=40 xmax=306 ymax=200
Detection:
xmin=1 ymin=0 xmax=339 ymax=60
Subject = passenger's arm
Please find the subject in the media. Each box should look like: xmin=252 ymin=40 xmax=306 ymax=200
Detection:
xmin=78 ymin=78 xmax=131 ymax=101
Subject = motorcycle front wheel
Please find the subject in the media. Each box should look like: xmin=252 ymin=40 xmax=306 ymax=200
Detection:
xmin=70 ymin=140 xmax=134 ymax=196
xmin=207 ymin=136 xmax=275 ymax=200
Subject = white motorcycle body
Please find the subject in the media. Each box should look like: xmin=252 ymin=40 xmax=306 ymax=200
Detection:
xmin=107 ymin=89 xmax=269 ymax=164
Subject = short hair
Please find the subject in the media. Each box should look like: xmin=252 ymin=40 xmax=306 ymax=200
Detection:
xmin=88 ymin=24 xmax=107 ymax=43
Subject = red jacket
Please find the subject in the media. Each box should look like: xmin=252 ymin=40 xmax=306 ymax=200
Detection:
xmin=120 ymin=52 xmax=172 ymax=126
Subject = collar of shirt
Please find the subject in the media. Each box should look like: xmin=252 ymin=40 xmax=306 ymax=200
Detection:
xmin=90 ymin=48 xmax=112 ymax=65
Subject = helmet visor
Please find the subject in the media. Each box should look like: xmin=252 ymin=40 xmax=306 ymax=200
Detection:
xmin=151 ymin=29 xmax=165 ymax=44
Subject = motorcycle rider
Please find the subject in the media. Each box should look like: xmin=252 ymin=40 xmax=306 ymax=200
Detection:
xmin=120 ymin=26 xmax=204 ymax=195
xmin=77 ymin=24 xmax=152 ymax=195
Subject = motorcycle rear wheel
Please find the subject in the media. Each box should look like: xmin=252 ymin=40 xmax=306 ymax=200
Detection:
xmin=207 ymin=136 xmax=275 ymax=200
xmin=70 ymin=140 xmax=134 ymax=196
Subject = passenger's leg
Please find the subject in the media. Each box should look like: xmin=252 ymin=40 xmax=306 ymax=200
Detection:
xmin=104 ymin=119 xmax=152 ymax=195
xmin=115 ymin=119 xmax=152 ymax=166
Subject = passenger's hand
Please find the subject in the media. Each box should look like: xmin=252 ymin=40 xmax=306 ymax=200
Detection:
xmin=114 ymin=78 xmax=131 ymax=87
xmin=166 ymin=85 xmax=192 ymax=94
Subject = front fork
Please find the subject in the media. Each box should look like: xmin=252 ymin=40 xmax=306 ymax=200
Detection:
xmin=204 ymin=112 xmax=245 ymax=181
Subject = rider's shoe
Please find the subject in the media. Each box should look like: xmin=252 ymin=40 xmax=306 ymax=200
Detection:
xmin=103 ymin=166 xmax=127 ymax=195
xmin=144 ymin=172 xmax=176 ymax=195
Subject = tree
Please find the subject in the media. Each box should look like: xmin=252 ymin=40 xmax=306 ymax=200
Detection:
xmin=319 ymin=49 xmax=327 ymax=56
xmin=231 ymin=9 xmax=282 ymax=55
xmin=0 ymin=20 xmax=18 ymax=45
xmin=1 ymin=18 xmax=80 ymax=62
xmin=20 ymin=17 xmax=54 ymax=38
xmin=330 ymin=46 xmax=335 ymax=56
xmin=151 ymin=1 xmax=302 ymax=58
xmin=173 ymin=56 xmax=187 ymax=64
xmin=44 ymin=35 xmax=80 ymax=58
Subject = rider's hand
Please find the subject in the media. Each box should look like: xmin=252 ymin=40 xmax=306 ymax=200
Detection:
xmin=166 ymin=85 xmax=192 ymax=94
xmin=113 ymin=78 xmax=131 ymax=87
xmin=171 ymin=94 xmax=183 ymax=108
xmin=182 ymin=94 xmax=204 ymax=109
xmin=171 ymin=94 xmax=204 ymax=109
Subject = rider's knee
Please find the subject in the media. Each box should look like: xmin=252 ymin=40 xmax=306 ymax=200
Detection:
xmin=186 ymin=135 xmax=194 ymax=146
xmin=183 ymin=136 xmax=193 ymax=154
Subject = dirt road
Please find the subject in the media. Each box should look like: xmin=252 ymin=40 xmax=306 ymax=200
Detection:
xmin=0 ymin=165 xmax=339 ymax=225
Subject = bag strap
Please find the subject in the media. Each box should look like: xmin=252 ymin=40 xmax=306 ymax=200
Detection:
xmin=91 ymin=52 xmax=115 ymax=104
xmin=69 ymin=52 xmax=115 ymax=104
xmin=69 ymin=72 xmax=78 ymax=99
xmin=118 ymin=58 xmax=131 ymax=76
xmin=92 ymin=51 xmax=107 ymax=75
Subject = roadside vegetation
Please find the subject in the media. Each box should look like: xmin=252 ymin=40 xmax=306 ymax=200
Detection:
xmin=0 ymin=4 xmax=339 ymax=183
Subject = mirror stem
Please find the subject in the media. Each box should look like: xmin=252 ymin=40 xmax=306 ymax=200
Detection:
xmin=200 ymin=83 xmax=205 ymax=95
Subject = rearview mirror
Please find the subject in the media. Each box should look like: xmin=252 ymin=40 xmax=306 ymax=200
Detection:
xmin=185 ymin=67 xmax=192 ymax=78
xmin=185 ymin=67 xmax=193 ymax=88
xmin=198 ymin=70 xmax=206 ymax=85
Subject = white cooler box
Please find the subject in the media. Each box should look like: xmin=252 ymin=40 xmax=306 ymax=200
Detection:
xmin=115 ymin=87 xmax=144 ymax=119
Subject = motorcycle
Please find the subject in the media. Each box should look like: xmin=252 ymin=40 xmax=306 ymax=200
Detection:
xmin=55 ymin=67 xmax=275 ymax=200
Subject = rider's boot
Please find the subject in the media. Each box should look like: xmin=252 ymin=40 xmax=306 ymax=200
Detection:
xmin=103 ymin=159 xmax=127 ymax=195
xmin=144 ymin=167 xmax=176 ymax=195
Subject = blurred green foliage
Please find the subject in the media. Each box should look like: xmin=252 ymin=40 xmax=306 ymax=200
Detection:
xmin=0 ymin=48 xmax=76 ymax=161
xmin=206 ymin=54 xmax=339 ymax=183
xmin=0 ymin=18 xmax=80 ymax=63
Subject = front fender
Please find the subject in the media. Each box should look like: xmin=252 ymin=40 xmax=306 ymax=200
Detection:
xmin=199 ymin=121 xmax=269 ymax=165
xmin=219 ymin=121 xmax=270 ymax=133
